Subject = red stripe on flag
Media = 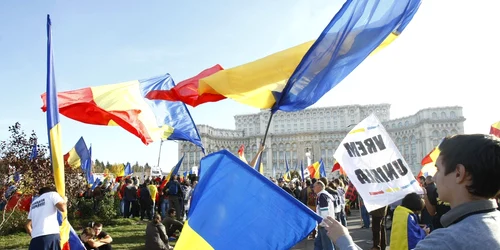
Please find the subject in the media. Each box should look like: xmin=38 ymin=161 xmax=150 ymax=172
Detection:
xmin=491 ymin=125 xmax=500 ymax=137
xmin=146 ymin=64 xmax=226 ymax=107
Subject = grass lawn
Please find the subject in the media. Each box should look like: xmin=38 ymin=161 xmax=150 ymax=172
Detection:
xmin=1 ymin=219 xmax=176 ymax=250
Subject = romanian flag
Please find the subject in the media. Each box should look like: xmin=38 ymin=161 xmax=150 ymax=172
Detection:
xmin=41 ymin=74 xmax=204 ymax=151
xmin=389 ymin=206 xmax=426 ymax=249
xmin=306 ymin=161 xmax=323 ymax=179
xmin=418 ymin=147 xmax=440 ymax=178
xmin=490 ymin=121 xmax=500 ymax=137
xmin=273 ymin=0 xmax=422 ymax=112
xmin=45 ymin=15 xmax=85 ymax=250
xmin=63 ymin=137 xmax=90 ymax=171
xmin=197 ymin=0 xmax=421 ymax=110
xmin=237 ymin=144 xmax=248 ymax=164
xmin=283 ymin=155 xmax=291 ymax=182
xmin=145 ymin=64 xmax=225 ymax=107
xmin=115 ymin=162 xmax=133 ymax=177
xmin=175 ymin=150 xmax=321 ymax=249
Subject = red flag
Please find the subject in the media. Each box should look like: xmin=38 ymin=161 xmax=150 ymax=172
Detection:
xmin=146 ymin=64 xmax=225 ymax=107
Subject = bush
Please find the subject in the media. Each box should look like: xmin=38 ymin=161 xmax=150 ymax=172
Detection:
xmin=68 ymin=193 xmax=118 ymax=227
xmin=0 ymin=210 xmax=28 ymax=236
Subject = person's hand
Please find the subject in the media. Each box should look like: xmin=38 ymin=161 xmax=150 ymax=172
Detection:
xmin=423 ymin=226 xmax=430 ymax=235
xmin=323 ymin=216 xmax=350 ymax=243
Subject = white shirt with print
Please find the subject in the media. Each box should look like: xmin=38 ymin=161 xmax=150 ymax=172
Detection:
xmin=28 ymin=191 xmax=63 ymax=238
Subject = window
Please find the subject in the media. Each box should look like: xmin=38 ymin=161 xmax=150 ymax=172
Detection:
xmin=441 ymin=112 xmax=447 ymax=119
xmin=432 ymin=112 xmax=438 ymax=119
xmin=450 ymin=111 xmax=456 ymax=118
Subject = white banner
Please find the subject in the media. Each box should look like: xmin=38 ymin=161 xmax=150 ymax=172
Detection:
xmin=334 ymin=114 xmax=423 ymax=212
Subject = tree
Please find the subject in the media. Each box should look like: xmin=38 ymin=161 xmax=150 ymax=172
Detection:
xmin=93 ymin=159 xmax=104 ymax=173
xmin=0 ymin=122 xmax=86 ymax=202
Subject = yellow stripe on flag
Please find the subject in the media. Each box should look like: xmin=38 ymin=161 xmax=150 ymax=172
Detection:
xmin=370 ymin=32 xmax=399 ymax=55
xmin=198 ymin=41 xmax=315 ymax=109
xmin=175 ymin=221 xmax=214 ymax=250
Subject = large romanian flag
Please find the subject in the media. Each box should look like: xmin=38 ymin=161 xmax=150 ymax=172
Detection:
xmin=45 ymin=15 xmax=85 ymax=250
xmin=490 ymin=121 xmax=500 ymax=137
xmin=41 ymin=74 xmax=204 ymax=151
xmin=176 ymin=150 xmax=321 ymax=249
xmin=194 ymin=0 xmax=421 ymax=111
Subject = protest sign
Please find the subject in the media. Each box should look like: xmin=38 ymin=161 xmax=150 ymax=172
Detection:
xmin=334 ymin=114 xmax=423 ymax=212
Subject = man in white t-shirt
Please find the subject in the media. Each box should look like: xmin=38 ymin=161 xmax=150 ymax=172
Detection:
xmin=26 ymin=186 xmax=67 ymax=250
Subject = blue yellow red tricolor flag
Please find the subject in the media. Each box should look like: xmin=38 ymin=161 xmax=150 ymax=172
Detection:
xmin=272 ymin=0 xmax=422 ymax=112
xmin=418 ymin=143 xmax=442 ymax=179
xmin=45 ymin=15 xmax=85 ymax=250
xmin=64 ymin=137 xmax=90 ymax=171
xmin=389 ymin=206 xmax=426 ymax=249
xmin=192 ymin=0 xmax=421 ymax=111
xmin=41 ymin=74 xmax=204 ymax=152
xmin=175 ymin=150 xmax=321 ymax=249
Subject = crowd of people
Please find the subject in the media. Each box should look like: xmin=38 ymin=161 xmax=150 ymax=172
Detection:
xmin=8 ymin=134 xmax=500 ymax=249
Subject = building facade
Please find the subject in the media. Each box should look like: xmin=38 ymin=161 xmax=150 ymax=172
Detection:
xmin=178 ymin=104 xmax=465 ymax=177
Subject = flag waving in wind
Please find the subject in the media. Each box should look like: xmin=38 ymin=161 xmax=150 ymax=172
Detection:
xmin=175 ymin=150 xmax=321 ymax=249
xmin=41 ymin=74 xmax=204 ymax=152
xmin=272 ymin=0 xmax=422 ymax=112
xmin=64 ymin=137 xmax=90 ymax=171
xmin=44 ymin=15 xmax=85 ymax=250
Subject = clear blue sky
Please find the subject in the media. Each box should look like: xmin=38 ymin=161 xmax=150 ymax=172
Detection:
xmin=1 ymin=0 xmax=498 ymax=172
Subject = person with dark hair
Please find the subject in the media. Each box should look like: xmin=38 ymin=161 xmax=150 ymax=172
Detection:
xmin=389 ymin=193 xmax=428 ymax=250
xmin=161 ymin=208 xmax=183 ymax=238
xmin=92 ymin=222 xmax=113 ymax=250
xmin=139 ymin=181 xmax=154 ymax=221
xmin=123 ymin=179 xmax=137 ymax=218
xmin=79 ymin=227 xmax=96 ymax=250
xmin=26 ymin=186 xmax=67 ymax=250
xmin=323 ymin=134 xmax=500 ymax=250
xmin=146 ymin=214 xmax=173 ymax=250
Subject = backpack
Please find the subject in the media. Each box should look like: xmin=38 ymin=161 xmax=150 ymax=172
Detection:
xmin=167 ymin=181 xmax=178 ymax=196
xmin=331 ymin=191 xmax=341 ymax=213
xmin=307 ymin=187 xmax=317 ymax=207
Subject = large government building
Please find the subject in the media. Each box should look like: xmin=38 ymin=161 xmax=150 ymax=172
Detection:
xmin=178 ymin=104 xmax=465 ymax=177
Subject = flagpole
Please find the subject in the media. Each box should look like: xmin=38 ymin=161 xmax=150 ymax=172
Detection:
xmin=157 ymin=140 xmax=164 ymax=168
xmin=255 ymin=111 xmax=275 ymax=172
